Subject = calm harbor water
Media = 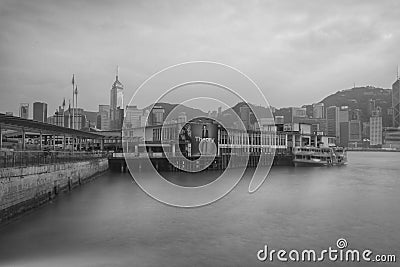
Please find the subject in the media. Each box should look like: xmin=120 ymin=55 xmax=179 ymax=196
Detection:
xmin=0 ymin=152 xmax=399 ymax=266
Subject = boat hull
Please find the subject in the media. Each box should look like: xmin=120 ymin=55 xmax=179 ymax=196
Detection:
xmin=293 ymin=160 xmax=328 ymax=167
xmin=293 ymin=159 xmax=347 ymax=167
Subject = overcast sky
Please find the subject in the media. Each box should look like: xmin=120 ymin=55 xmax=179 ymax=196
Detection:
xmin=0 ymin=0 xmax=399 ymax=116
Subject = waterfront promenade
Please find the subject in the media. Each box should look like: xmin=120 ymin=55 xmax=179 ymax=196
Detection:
xmin=0 ymin=151 xmax=109 ymax=222
xmin=0 ymin=114 xmax=115 ymax=222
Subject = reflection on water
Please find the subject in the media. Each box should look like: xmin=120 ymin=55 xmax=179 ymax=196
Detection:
xmin=0 ymin=152 xmax=399 ymax=267
xmin=160 ymin=169 xmax=224 ymax=187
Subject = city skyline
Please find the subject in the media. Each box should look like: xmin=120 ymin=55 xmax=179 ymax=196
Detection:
xmin=2 ymin=70 xmax=399 ymax=117
xmin=1 ymin=2 xmax=400 ymax=266
xmin=1 ymin=0 xmax=400 ymax=115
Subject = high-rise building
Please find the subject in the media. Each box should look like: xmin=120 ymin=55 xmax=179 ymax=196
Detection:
xmin=125 ymin=105 xmax=142 ymax=129
xmin=110 ymin=68 xmax=124 ymax=130
xmin=70 ymin=108 xmax=85 ymax=130
xmin=48 ymin=109 xmax=67 ymax=127
xmin=291 ymin=107 xmax=307 ymax=121
xmin=370 ymin=108 xmax=382 ymax=146
xmin=48 ymin=107 xmax=86 ymax=129
xmin=326 ymin=106 xmax=338 ymax=137
xmin=392 ymin=78 xmax=400 ymax=127
xmin=302 ymin=104 xmax=313 ymax=118
xmin=326 ymin=106 xmax=349 ymax=146
xmin=349 ymin=120 xmax=361 ymax=142
xmin=338 ymin=106 xmax=349 ymax=123
xmin=312 ymin=103 xmax=324 ymax=119
xmin=33 ymin=102 xmax=48 ymax=122
xmin=349 ymin=109 xmax=361 ymax=144
xmin=141 ymin=110 xmax=150 ymax=127
xmin=151 ymin=106 xmax=165 ymax=126
xmin=383 ymin=127 xmax=400 ymax=149
xmin=274 ymin=115 xmax=284 ymax=124
xmin=19 ymin=103 xmax=29 ymax=119
xmin=98 ymin=105 xmax=110 ymax=130
xmin=338 ymin=106 xmax=349 ymax=147
xmin=339 ymin=122 xmax=349 ymax=147
xmin=273 ymin=107 xmax=291 ymax=123
xmin=362 ymin=122 xmax=370 ymax=139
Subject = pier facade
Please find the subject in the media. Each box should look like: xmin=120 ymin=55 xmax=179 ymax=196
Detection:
xmin=110 ymin=118 xmax=337 ymax=172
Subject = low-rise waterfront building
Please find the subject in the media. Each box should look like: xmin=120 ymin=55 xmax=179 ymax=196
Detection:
xmin=383 ymin=127 xmax=400 ymax=149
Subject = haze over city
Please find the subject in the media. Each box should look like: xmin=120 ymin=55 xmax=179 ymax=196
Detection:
xmin=1 ymin=0 xmax=400 ymax=115
xmin=2 ymin=1 xmax=400 ymax=266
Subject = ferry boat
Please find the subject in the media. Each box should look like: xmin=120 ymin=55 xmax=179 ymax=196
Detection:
xmin=292 ymin=146 xmax=347 ymax=167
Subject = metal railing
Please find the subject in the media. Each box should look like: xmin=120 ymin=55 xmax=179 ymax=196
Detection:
xmin=0 ymin=150 xmax=109 ymax=168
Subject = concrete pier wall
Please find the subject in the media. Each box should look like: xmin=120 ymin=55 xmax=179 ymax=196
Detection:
xmin=0 ymin=158 xmax=108 ymax=223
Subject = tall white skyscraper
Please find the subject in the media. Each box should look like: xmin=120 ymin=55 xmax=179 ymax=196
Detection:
xmin=110 ymin=67 xmax=124 ymax=130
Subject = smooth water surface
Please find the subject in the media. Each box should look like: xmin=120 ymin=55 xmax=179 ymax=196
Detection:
xmin=0 ymin=152 xmax=399 ymax=266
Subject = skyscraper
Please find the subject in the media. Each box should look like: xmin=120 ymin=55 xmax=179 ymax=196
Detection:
xmin=349 ymin=109 xmax=361 ymax=144
xmin=33 ymin=102 xmax=48 ymax=122
xmin=125 ymin=105 xmax=142 ymax=129
xmin=326 ymin=106 xmax=349 ymax=146
xmin=151 ymin=106 xmax=165 ymax=126
xmin=312 ymin=103 xmax=324 ymax=119
xmin=141 ymin=110 xmax=150 ymax=127
xmin=291 ymin=107 xmax=307 ymax=121
xmin=392 ymin=78 xmax=400 ymax=128
xmin=274 ymin=115 xmax=284 ymax=124
xmin=338 ymin=106 xmax=349 ymax=147
xmin=326 ymin=106 xmax=338 ymax=137
xmin=98 ymin=105 xmax=110 ymax=130
xmin=370 ymin=108 xmax=382 ymax=146
xmin=349 ymin=120 xmax=361 ymax=142
xmin=110 ymin=67 xmax=124 ymax=130
xmin=19 ymin=103 xmax=29 ymax=119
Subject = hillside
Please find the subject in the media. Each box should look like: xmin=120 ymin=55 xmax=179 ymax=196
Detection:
xmin=144 ymin=102 xmax=207 ymax=121
xmin=319 ymin=86 xmax=392 ymax=126
xmin=216 ymin=102 xmax=273 ymax=127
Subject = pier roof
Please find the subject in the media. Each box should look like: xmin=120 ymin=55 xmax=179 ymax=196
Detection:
xmin=0 ymin=113 xmax=104 ymax=139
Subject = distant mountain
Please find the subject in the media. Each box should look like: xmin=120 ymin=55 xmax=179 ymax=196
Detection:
xmin=147 ymin=85 xmax=395 ymax=129
xmin=319 ymin=86 xmax=392 ymax=126
xmin=216 ymin=102 xmax=273 ymax=127
xmin=144 ymin=102 xmax=273 ymax=127
xmin=144 ymin=102 xmax=207 ymax=121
